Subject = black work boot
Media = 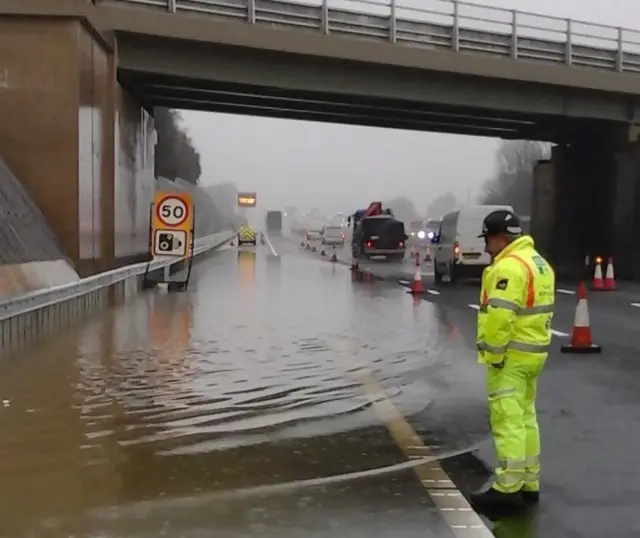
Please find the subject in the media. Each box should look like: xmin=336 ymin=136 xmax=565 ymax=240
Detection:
xmin=470 ymin=487 xmax=526 ymax=512
xmin=521 ymin=490 xmax=540 ymax=503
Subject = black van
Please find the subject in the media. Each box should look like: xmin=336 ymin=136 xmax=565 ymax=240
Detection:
xmin=352 ymin=215 xmax=407 ymax=261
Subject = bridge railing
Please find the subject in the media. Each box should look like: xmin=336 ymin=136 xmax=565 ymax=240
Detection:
xmin=105 ymin=0 xmax=640 ymax=72
xmin=0 ymin=230 xmax=235 ymax=354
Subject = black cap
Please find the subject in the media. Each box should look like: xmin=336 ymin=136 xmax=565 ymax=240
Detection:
xmin=478 ymin=209 xmax=522 ymax=238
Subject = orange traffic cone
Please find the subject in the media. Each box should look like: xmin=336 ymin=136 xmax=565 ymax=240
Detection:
xmin=561 ymin=282 xmax=601 ymax=354
xmin=592 ymin=260 xmax=604 ymax=290
xmin=330 ymin=246 xmax=337 ymax=262
xmin=409 ymin=265 xmax=425 ymax=294
xmin=603 ymin=258 xmax=616 ymax=290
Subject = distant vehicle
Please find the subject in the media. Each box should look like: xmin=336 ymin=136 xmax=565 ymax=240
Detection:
xmin=237 ymin=225 xmax=257 ymax=246
xmin=353 ymin=214 xmax=407 ymax=261
xmin=321 ymin=225 xmax=346 ymax=247
xmin=424 ymin=218 xmax=442 ymax=241
xmin=432 ymin=205 xmax=514 ymax=284
xmin=265 ymin=210 xmax=283 ymax=235
xmin=306 ymin=229 xmax=323 ymax=242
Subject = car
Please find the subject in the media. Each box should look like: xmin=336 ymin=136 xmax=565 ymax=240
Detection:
xmin=432 ymin=204 xmax=514 ymax=284
xmin=237 ymin=225 xmax=257 ymax=246
xmin=321 ymin=225 xmax=346 ymax=247
xmin=306 ymin=229 xmax=323 ymax=242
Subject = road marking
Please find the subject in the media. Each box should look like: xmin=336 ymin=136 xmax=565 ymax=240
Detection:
xmin=426 ymin=289 xmax=440 ymax=295
xmin=352 ymin=363 xmax=493 ymax=537
xmin=263 ymin=233 xmax=279 ymax=257
xmin=631 ymin=303 xmax=640 ymax=308
xmin=557 ymin=288 xmax=575 ymax=295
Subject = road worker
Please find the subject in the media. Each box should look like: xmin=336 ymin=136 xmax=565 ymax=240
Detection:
xmin=471 ymin=210 xmax=555 ymax=511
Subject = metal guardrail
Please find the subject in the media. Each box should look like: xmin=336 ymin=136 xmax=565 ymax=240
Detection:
xmin=104 ymin=0 xmax=640 ymax=73
xmin=0 ymin=230 xmax=234 ymax=322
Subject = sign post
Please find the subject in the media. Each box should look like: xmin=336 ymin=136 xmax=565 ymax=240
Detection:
xmin=143 ymin=191 xmax=195 ymax=292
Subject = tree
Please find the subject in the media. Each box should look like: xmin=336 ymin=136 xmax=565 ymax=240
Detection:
xmin=479 ymin=140 xmax=551 ymax=215
xmin=426 ymin=191 xmax=459 ymax=219
xmin=383 ymin=196 xmax=419 ymax=222
xmin=154 ymin=108 xmax=202 ymax=185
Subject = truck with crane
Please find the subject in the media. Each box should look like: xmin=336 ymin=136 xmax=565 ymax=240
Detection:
xmin=348 ymin=202 xmax=407 ymax=261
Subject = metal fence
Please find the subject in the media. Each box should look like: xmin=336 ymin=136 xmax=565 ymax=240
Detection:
xmin=0 ymin=230 xmax=234 ymax=355
xmin=102 ymin=0 xmax=640 ymax=72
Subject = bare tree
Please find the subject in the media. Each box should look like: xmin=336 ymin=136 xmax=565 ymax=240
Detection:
xmin=480 ymin=140 xmax=550 ymax=214
xmin=426 ymin=191 xmax=459 ymax=218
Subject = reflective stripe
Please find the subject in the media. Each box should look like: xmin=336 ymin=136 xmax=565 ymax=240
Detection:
xmin=488 ymin=387 xmax=515 ymax=399
xmin=477 ymin=341 xmax=550 ymax=354
xmin=497 ymin=459 xmax=526 ymax=470
xmin=486 ymin=297 xmax=554 ymax=315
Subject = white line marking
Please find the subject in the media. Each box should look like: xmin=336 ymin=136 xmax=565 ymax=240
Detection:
xmin=263 ymin=233 xmax=279 ymax=257
xmin=551 ymin=329 xmax=569 ymax=337
xmin=426 ymin=289 xmax=440 ymax=295
xmin=631 ymin=303 xmax=640 ymax=308
xmin=557 ymin=288 xmax=575 ymax=295
xmin=468 ymin=304 xmax=480 ymax=310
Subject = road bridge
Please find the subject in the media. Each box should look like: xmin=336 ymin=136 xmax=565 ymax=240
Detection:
xmin=2 ymin=0 xmax=640 ymax=276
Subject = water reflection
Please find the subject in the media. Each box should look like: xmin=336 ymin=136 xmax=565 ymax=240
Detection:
xmin=0 ymin=249 xmax=491 ymax=537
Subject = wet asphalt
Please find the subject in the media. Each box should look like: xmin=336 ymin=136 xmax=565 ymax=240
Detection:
xmin=1 ymin=235 xmax=639 ymax=537
xmin=303 ymin=236 xmax=640 ymax=538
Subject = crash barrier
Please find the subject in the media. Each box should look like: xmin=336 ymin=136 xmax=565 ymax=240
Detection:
xmin=0 ymin=230 xmax=235 ymax=355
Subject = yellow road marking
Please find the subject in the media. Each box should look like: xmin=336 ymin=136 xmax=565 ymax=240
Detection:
xmin=354 ymin=365 xmax=494 ymax=537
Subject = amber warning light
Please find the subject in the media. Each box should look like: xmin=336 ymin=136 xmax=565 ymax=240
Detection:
xmin=237 ymin=193 xmax=257 ymax=207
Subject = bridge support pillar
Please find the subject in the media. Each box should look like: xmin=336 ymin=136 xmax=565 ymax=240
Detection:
xmin=0 ymin=15 xmax=156 ymax=277
xmin=532 ymin=125 xmax=640 ymax=280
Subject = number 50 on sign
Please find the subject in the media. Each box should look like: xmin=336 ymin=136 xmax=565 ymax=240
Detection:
xmin=151 ymin=192 xmax=193 ymax=254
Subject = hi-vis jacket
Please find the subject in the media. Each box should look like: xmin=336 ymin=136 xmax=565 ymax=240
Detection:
xmin=477 ymin=235 xmax=555 ymax=365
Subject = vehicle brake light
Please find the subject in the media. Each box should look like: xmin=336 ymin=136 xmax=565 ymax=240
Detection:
xmin=398 ymin=241 xmax=404 ymax=248
xmin=453 ymin=241 xmax=460 ymax=256
xmin=341 ymin=233 xmax=345 ymax=239
xmin=365 ymin=241 xmax=372 ymax=248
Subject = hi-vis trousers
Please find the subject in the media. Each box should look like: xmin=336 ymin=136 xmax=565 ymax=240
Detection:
xmin=486 ymin=358 xmax=545 ymax=493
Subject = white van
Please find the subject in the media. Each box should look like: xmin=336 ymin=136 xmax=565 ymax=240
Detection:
xmin=432 ymin=205 xmax=514 ymax=284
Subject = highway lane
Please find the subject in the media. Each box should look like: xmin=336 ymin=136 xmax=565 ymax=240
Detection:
xmin=0 ymin=238 xmax=498 ymax=538
xmin=299 ymin=235 xmax=640 ymax=538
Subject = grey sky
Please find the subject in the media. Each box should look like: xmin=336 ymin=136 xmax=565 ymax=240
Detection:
xmin=181 ymin=0 xmax=636 ymax=216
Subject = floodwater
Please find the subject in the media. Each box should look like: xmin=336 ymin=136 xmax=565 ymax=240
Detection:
xmin=0 ymin=239 xmax=488 ymax=538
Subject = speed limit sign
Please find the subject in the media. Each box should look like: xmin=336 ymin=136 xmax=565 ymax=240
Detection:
xmin=156 ymin=195 xmax=189 ymax=227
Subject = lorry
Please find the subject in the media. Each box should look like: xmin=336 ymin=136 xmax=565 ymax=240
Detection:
xmin=265 ymin=210 xmax=283 ymax=235
xmin=349 ymin=202 xmax=407 ymax=261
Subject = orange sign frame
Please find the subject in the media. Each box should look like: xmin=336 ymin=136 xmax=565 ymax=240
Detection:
xmin=151 ymin=191 xmax=193 ymax=257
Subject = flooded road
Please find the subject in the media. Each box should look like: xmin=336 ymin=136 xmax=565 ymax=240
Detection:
xmin=0 ymin=240 xmax=492 ymax=538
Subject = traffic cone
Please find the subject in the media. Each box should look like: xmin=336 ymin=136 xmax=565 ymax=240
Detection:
xmin=603 ymin=258 xmax=616 ymax=290
xmin=311 ymin=243 xmax=317 ymax=252
xmin=301 ymin=240 xmax=305 ymax=247
xmin=409 ymin=265 xmax=425 ymax=294
xmin=561 ymin=282 xmax=601 ymax=354
xmin=592 ymin=260 xmax=604 ymax=290
xmin=331 ymin=246 xmax=337 ymax=262
xmin=320 ymin=246 xmax=326 ymax=256
xmin=350 ymin=251 xmax=359 ymax=271
xmin=424 ymin=247 xmax=431 ymax=262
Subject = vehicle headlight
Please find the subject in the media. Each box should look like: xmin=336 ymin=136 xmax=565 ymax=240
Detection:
xmin=410 ymin=231 xmax=415 ymax=236
xmin=427 ymin=231 xmax=435 ymax=239
xmin=417 ymin=230 xmax=426 ymax=239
